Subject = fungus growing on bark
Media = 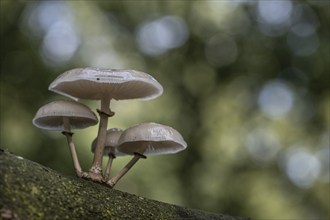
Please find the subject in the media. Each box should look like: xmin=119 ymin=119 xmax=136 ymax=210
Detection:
xmin=107 ymin=122 xmax=187 ymax=188
xmin=48 ymin=67 xmax=163 ymax=181
xmin=32 ymin=100 xmax=98 ymax=177
xmin=91 ymin=128 xmax=125 ymax=181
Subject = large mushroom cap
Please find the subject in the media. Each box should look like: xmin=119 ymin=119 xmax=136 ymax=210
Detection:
xmin=117 ymin=122 xmax=187 ymax=156
xmin=32 ymin=100 xmax=98 ymax=131
xmin=48 ymin=68 xmax=163 ymax=101
xmin=91 ymin=128 xmax=125 ymax=156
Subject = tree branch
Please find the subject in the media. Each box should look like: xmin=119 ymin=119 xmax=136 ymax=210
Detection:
xmin=0 ymin=149 xmax=248 ymax=220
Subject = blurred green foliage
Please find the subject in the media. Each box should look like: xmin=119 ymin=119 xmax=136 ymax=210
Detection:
xmin=1 ymin=1 xmax=329 ymax=219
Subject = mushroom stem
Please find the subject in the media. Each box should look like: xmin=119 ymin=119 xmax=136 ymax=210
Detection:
xmin=104 ymin=153 xmax=116 ymax=181
xmin=62 ymin=131 xmax=84 ymax=177
xmin=107 ymin=152 xmax=147 ymax=188
xmin=89 ymin=97 xmax=113 ymax=181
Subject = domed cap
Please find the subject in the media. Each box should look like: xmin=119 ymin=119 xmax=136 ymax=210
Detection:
xmin=117 ymin=122 xmax=187 ymax=156
xmin=32 ymin=100 xmax=98 ymax=131
xmin=91 ymin=128 xmax=125 ymax=156
xmin=48 ymin=68 xmax=163 ymax=101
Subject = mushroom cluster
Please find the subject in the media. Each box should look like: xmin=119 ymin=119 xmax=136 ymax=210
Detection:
xmin=33 ymin=67 xmax=187 ymax=188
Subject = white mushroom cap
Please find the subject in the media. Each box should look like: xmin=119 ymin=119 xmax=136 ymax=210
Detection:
xmin=48 ymin=68 xmax=163 ymax=101
xmin=117 ymin=122 xmax=187 ymax=156
xmin=32 ymin=100 xmax=98 ymax=131
xmin=91 ymin=128 xmax=125 ymax=156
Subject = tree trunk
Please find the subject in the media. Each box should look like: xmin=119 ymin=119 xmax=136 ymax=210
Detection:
xmin=0 ymin=149 xmax=248 ymax=220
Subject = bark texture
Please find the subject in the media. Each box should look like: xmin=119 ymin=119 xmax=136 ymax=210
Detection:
xmin=0 ymin=149 xmax=248 ymax=220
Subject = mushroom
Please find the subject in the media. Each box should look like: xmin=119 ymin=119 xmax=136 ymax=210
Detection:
xmin=91 ymin=128 xmax=125 ymax=181
xmin=107 ymin=122 xmax=187 ymax=188
xmin=48 ymin=68 xmax=163 ymax=181
xmin=32 ymin=100 xmax=98 ymax=177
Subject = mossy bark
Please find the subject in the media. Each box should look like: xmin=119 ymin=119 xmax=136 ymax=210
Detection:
xmin=0 ymin=149 xmax=248 ymax=220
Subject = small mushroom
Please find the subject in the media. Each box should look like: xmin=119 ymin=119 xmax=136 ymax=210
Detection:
xmin=48 ymin=68 xmax=163 ymax=181
xmin=91 ymin=128 xmax=125 ymax=181
xmin=32 ymin=100 xmax=98 ymax=177
xmin=107 ymin=122 xmax=187 ymax=188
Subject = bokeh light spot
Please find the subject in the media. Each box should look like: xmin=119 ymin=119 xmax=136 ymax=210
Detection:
xmin=136 ymin=15 xmax=189 ymax=56
xmin=258 ymin=80 xmax=294 ymax=119
xmin=41 ymin=21 xmax=80 ymax=64
xmin=290 ymin=4 xmax=319 ymax=37
xmin=284 ymin=147 xmax=321 ymax=188
xmin=37 ymin=1 xmax=73 ymax=33
xmin=23 ymin=1 xmax=80 ymax=65
xmin=256 ymin=0 xmax=293 ymax=36
xmin=258 ymin=0 xmax=293 ymax=26
xmin=245 ymin=128 xmax=280 ymax=164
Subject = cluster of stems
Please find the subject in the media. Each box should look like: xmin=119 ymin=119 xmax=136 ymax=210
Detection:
xmin=63 ymin=98 xmax=146 ymax=188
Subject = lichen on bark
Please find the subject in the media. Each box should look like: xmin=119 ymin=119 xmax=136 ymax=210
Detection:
xmin=0 ymin=149 xmax=248 ymax=220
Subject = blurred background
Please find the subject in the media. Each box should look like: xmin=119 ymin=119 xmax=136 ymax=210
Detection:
xmin=1 ymin=0 xmax=329 ymax=219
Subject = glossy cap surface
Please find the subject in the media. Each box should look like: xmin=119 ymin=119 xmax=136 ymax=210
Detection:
xmin=117 ymin=122 xmax=187 ymax=156
xmin=49 ymin=68 xmax=163 ymax=101
xmin=33 ymin=100 xmax=98 ymax=131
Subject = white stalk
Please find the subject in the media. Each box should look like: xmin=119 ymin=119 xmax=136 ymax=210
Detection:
xmin=89 ymin=97 xmax=112 ymax=181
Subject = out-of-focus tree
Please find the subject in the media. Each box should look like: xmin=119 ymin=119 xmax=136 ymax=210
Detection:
xmin=1 ymin=1 xmax=329 ymax=219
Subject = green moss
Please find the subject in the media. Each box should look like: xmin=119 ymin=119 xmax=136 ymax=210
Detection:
xmin=0 ymin=149 xmax=248 ymax=219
